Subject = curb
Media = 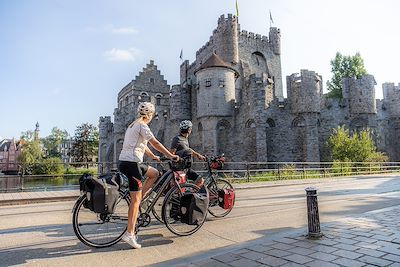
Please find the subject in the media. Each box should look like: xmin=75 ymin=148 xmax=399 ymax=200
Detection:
xmin=0 ymin=195 xmax=79 ymax=206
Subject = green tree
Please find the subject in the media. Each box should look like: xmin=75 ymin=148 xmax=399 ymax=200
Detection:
xmin=327 ymin=126 xmax=387 ymax=162
xmin=70 ymin=123 xmax=99 ymax=165
xmin=20 ymin=130 xmax=34 ymax=141
xmin=17 ymin=140 xmax=44 ymax=174
xmin=327 ymin=52 xmax=368 ymax=98
xmin=42 ymin=127 xmax=69 ymax=158
xmin=36 ymin=157 xmax=64 ymax=175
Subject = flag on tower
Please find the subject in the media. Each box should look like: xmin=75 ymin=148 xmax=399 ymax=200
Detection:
xmin=269 ymin=10 xmax=274 ymax=24
xmin=179 ymin=49 xmax=183 ymax=60
xmin=236 ymin=0 xmax=239 ymax=17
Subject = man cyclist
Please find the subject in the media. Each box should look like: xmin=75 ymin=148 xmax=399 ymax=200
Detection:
xmin=170 ymin=120 xmax=206 ymax=187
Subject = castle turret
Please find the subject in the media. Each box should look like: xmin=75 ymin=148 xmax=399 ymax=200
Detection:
xmin=194 ymin=53 xmax=238 ymax=155
xmin=195 ymin=53 xmax=237 ymax=118
xmin=214 ymin=14 xmax=239 ymax=64
xmin=248 ymin=73 xmax=274 ymax=162
xmin=342 ymin=75 xmax=376 ymax=115
xmin=382 ymin=82 xmax=400 ymax=161
xmin=383 ymin=82 xmax=400 ymax=116
xmin=269 ymin=27 xmax=281 ymax=55
xmin=287 ymin=70 xmax=322 ymax=162
xmin=287 ymin=70 xmax=322 ymax=114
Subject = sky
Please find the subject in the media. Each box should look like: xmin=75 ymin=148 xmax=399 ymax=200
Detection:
xmin=1 ymin=0 xmax=399 ymax=139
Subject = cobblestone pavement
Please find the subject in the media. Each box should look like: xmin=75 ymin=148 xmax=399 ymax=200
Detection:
xmin=162 ymin=205 xmax=400 ymax=267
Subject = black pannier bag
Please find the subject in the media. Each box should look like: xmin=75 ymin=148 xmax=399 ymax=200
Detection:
xmin=79 ymin=173 xmax=120 ymax=214
xmin=180 ymin=192 xmax=209 ymax=225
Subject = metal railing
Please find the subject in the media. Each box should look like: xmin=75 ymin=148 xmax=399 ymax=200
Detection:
xmin=1 ymin=161 xmax=400 ymax=192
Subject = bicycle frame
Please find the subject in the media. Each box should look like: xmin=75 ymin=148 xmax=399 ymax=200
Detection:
xmin=118 ymin=169 xmax=186 ymax=215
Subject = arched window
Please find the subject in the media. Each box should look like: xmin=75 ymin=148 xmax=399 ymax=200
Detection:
xmin=266 ymin=118 xmax=276 ymax=128
xmin=251 ymin=51 xmax=269 ymax=76
xmin=155 ymin=93 xmax=162 ymax=105
xmin=350 ymin=117 xmax=368 ymax=132
xmin=198 ymin=122 xmax=203 ymax=131
xmin=139 ymin=91 xmax=150 ymax=102
xmin=292 ymin=116 xmax=306 ymax=128
xmin=245 ymin=119 xmax=256 ymax=128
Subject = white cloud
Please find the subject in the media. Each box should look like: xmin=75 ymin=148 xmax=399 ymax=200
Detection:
xmin=106 ymin=24 xmax=138 ymax=35
xmin=85 ymin=24 xmax=138 ymax=35
xmin=104 ymin=47 xmax=143 ymax=62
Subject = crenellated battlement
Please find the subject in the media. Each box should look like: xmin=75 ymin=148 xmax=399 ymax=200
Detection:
xmin=383 ymin=82 xmax=400 ymax=99
xmin=287 ymin=70 xmax=322 ymax=114
xmin=342 ymin=75 xmax=376 ymax=114
xmin=239 ymin=30 xmax=269 ymax=42
xmin=383 ymin=82 xmax=400 ymax=116
xmin=217 ymin=13 xmax=238 ymax=27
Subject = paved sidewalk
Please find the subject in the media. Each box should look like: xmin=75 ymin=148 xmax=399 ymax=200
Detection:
xmin=155 ymin=205 xmax=400 ymax=267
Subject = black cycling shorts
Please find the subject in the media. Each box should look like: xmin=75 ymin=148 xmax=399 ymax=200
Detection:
xmin=118 ymin=161 xmax=149 ymax=192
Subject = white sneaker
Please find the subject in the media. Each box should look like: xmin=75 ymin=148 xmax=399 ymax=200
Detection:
xmin=122 ymin=232 xmax=141 ymax=249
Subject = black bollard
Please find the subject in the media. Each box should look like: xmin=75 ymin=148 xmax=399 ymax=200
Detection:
xmin=305 ymin=187 xmax=323 ymax=239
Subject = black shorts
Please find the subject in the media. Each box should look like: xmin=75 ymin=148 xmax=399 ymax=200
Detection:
xmin=118 ymin=161 xmax=149 ymax=192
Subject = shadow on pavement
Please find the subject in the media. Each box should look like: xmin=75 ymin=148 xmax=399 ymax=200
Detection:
xmin=0 ymin=223 xmax=173 ymax=266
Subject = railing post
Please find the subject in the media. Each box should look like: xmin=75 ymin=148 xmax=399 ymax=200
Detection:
xmin=340 ymin=162 xmax=343 ymax=176
xmin=305 ymin=187 xmax=322 ymax=239
xmin=277 ymin=164 xmax=281 ymax=179
xmin=246 ymin=162 xmax=250 ymax=182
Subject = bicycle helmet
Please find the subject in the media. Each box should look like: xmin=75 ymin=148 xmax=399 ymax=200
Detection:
xmin=137 ymin=102 xmax=155 ymax=116
xmin=179 ymin=120 xmax=193 ymax=130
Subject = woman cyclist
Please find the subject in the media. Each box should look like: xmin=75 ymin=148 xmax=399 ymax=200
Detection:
xmin=118 ymin=102 xmax=179 ymax=249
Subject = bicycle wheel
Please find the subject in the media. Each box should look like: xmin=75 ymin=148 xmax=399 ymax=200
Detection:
xmin=151 ymin=193 xmax=165 ymax=223
xmin=208 ymin=178 xmax=235 ymax=218
xmin=161 ymin=184 xmax=207 ymax=236
xmin=72 ymin=193 xmax=130 ymax=248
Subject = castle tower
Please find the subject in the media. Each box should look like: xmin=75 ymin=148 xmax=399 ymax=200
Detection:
xmin=247 ymin=73 xmax=274 ymax=162
xmin=287 ymin=70 xmax=322 ymax=114
xmin=382 ymin=82 xmax=400 ymax=161
xmin=195 ymin=53 xmax=238 ymax=154
xmin=269 ymin=27 xmax=281 ymax=55
xmin=214 ymin=14 xmax=239 ymax=64
xmin=383 ymin=82 xmax=400 ymax=116
xmin=342 ymin=75 xmax=377 ymax=115
xmin=287 ymin=70 xmax=322 ymax=162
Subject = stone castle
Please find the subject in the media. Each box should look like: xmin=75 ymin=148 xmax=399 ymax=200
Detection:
xmin=99 ymin=14 xmax=400 ymax=164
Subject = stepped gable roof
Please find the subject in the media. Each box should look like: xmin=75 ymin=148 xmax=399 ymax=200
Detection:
xmin=195 ymin=53 xmax=238 ymax=76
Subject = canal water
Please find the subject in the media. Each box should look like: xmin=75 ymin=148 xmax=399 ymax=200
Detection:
xmin=0 ymin=175 xmax=80 ymax=192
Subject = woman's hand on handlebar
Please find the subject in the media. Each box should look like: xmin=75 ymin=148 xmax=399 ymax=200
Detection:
xmin=152 ymin=155 xmax=161 ymax=162
xmin=170 ymin=155 xmax=180 ymax=162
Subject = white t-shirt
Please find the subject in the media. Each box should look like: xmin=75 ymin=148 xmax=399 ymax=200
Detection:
xmin=119 ymin=122 xmax=155 ymax=163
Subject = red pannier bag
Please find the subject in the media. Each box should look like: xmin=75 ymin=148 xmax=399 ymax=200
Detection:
xmin=218 ymin=188 xmax=235 ymax=210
